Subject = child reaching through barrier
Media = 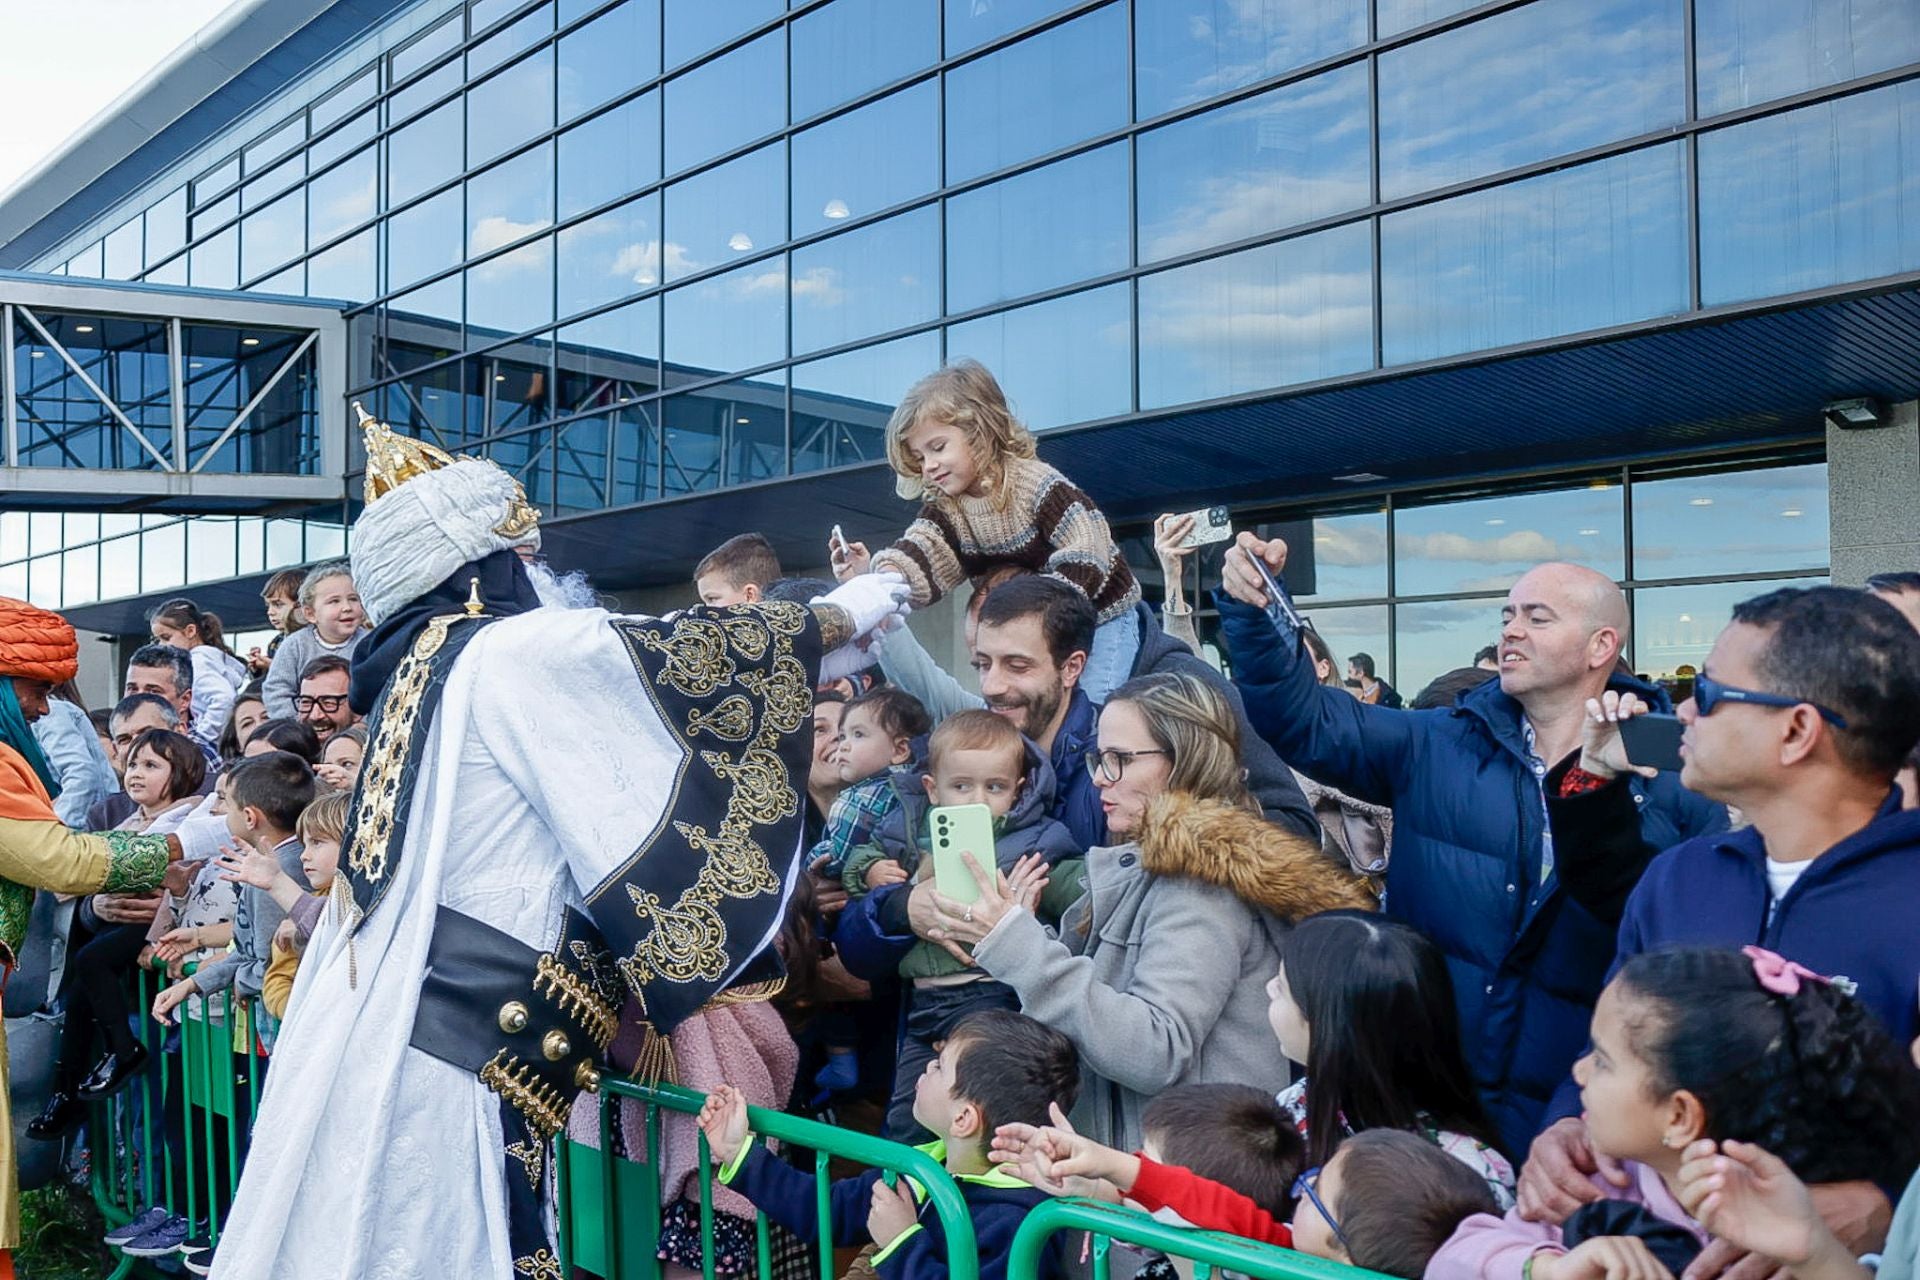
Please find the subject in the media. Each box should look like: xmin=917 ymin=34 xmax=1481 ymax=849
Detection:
xmin=697 ymin=1008 xmax=1080 ymax=1280
xmin=841 ymin=360 xmax=1142 ymax=703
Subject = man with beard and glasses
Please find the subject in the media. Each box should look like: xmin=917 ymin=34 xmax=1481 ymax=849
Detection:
xmin=198 ymin=408 xmax=909 ymax=1280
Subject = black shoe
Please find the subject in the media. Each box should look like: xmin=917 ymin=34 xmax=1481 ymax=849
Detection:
xmin=180 ymin=1233 xmax=215 ymax=1275
xmin=26 ymin=1090 xmax=86 ymax=1140
xmin=76 ymin=1042 xmax=149 ymax=1100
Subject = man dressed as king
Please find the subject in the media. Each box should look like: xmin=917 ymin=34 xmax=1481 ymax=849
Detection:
xmin=206 ymin=409 xmax=908 ymax=1279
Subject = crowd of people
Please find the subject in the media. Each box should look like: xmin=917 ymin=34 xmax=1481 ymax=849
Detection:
xmin=4 ymin=356 xmax=1920 ymax=1280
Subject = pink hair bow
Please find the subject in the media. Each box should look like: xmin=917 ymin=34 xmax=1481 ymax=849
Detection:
xmin=1742 ymin=946 xmax=1826 ymax=997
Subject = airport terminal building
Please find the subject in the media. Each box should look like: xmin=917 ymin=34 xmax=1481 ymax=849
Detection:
xmin=1 ymin=0 xmax=1917 ymax=693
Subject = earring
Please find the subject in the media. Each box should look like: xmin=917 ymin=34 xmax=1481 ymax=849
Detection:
xmin=1660 ymin=1135 xmax=1675 ymax=1149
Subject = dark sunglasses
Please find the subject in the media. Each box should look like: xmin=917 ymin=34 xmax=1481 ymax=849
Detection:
xmin=1693 ymin=673 xmax=1847 ymax=729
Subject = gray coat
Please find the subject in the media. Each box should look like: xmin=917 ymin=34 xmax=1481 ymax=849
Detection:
xmin=970 ymin=791 xmax=1376 ymax=1149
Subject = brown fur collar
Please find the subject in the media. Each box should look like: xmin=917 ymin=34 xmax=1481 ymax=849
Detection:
xmin=1135 ymin=792 xmax=1379 ymax=919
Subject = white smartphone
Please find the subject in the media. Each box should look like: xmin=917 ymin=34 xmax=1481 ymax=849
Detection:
xmin=829 ymin=524 xmax=849 ymax=562
xmin=1177 ymin=505 xmax=1234 ymax=549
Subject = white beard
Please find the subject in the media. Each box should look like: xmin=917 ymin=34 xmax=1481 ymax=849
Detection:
xmin=524 ymin=560 xmax=602 ymax=610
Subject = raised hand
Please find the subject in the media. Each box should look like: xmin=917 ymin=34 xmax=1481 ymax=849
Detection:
xmin=696 ymin=1083 xmax=752 ymax=1165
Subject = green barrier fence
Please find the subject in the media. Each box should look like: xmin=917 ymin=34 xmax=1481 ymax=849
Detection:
xmin=557 ymin=1078 xmax=981 ymax=1280
xmin=1007 ymin=1197 xmax=1397 ymax=1280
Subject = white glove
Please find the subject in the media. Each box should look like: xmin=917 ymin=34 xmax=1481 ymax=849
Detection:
xmin=819 ymin=640 xmax=880 ymax=686
xmin=812 ymin=571 xmax=911 ymax=642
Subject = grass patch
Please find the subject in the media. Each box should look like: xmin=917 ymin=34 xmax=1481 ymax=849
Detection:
xmin=18 ymin=1185 xmax=114 ymax=1280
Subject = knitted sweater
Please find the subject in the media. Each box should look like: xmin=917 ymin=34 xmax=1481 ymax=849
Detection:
xmin=872 ymin=456 xmax=1141 ymax=624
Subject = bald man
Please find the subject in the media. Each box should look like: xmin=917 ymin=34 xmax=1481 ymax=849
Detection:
xmin=1214 ymin=538 xmax=1726 ymax=1157
xmin=1867 ymin=570 xmax=1920 ymax=633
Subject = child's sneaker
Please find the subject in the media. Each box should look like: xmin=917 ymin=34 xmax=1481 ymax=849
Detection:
xmin=180 ymin=1234 xmax=216 ymax=1275
xmin=104 ymin=1206 xmax=170 ymax=1247
xmin=123 ymin=1214 xmax=191 ymax=1256
xmin=813 ymin=1048 xmax=859 ymax=1094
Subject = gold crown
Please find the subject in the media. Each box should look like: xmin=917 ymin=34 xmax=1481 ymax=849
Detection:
xmin=355 ymin=402 xmax=541 ymax=539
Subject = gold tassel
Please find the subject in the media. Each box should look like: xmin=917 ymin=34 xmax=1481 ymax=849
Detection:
xmin=330 ymin=875 xmax=363 ymax=990
xmin=629 ymin=1025 xmax=678 ymax=1088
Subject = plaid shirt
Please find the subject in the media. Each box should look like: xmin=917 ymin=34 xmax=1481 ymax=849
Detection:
xmin=809 ymin=774 xmax=899 ymax=877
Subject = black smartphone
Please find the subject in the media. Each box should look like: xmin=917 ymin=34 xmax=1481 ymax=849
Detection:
xmin=1241 ymin=545 xmax=1309 ymax=633
xmin=1619 ymin=712 xmax=1685 ymax=773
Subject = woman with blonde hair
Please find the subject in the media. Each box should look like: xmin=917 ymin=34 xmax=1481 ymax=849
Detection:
xmin=923 ymin=670 xmax=1375 ymax=1149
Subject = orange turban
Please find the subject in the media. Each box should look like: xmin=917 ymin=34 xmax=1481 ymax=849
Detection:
xmin=0 ymin=596 xmax=79 ymax=684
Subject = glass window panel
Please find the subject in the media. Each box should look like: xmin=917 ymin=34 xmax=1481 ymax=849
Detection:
xmin=468 ymin=142 xmax=555 ymax=256
xmin=468 ymin=2 xmax=554 ymax=77
xmin=99 ymin=537 xmax=139 ymax=601
xmin=242 ymin=157 xmax=306 ymax=213
xmin=664 ymin=256 xmax=787 ymax=379
xmin=665 ymin=0 xmax=782 ymax=68
xmin=663 ymin=142 xmax=785 ymax=282
xmin=190 ymin=226 xmax=239 ymax=290
xmin=1394 ymin=483 xmax=1625 ymax=597
xmin=241 ymin=190 xmax=305 ymax=283
xmin=313 ymin=65 xmax=376 ymax=131
xmin=945 ymin=283 xmax=1132 ymax=430
xmin=1631 ymin=464 xmax=1829 ymax=581
xmin=1697 ymin=0 xmax=1920 ymax=117
xmin=1381 ymin=143 xmax=1688 ymax=366
xmin=0 ymin=564 xmax=22 ymax=602
xmin=607 ymin=401 xmax=661 ymax=503
xmin=1134 ymin=0 xmax=1368 ymax=117
xmin=1393 ymin=598 xmax=1507 ymax=699
xmin=1284 ymin=602 xmax=1388 ymax=686
xmin=792 ymin=206 xmax=939 ymax=355
xmin=192 ymin=193 xmax=239 ymax=241
xmin=559 ymin=0 xmax=660 ymax=121
xmin=236 ymin=516 xmax=268 ymax=576
xmin=187 ymin=519 xmax=238 ymax=583
xmin=474 ymin=339 xmax=555 ymax=433
xmin=1631 ymin=575 xmax=1826 ymax=682
xmin=195 ymin=156 xmax=240 ymax=203
xmin=383 ymin=275 xmax=464 ymax=371
xmin=554 ymin=413 xmax=612 ymax=512
xmin=467 ymin=237 xmax=555 ymax=343
xmin=146 ymin=188 xmax=188 ymax=266
xmin=1376 ymin=0 xmax=1478 ymax=36
xmin=946 ymin=0 xmax=1076 ymax=55
xmin=945 ymin=143 xmax=1129 ymax=313
xmin=944 ymin=4 xmax=1128 ymax=183
xmin=140 ymin=522 xmax=187 ymax=594
xmin=558 ymin=193 xmax=662 ymax=317
xmin=557 ymin=296 xmax=660 ymax=411
xmin=1377 ymin=0 xmax=1686 ymax=200
xmin=790 ymin=331 xmax=940 ymax=475
xmin=791 ymin=0 xmax=938 ymax=121
xmin=306 ymin=520 xmax=349 ymax=561
xmin=309 ymin=227 xmax=379 ymax=302
xmin=246 ymin=117 xmax=306 ymax=176
xmin=558 ymin=91 xmax=661 ymax=219
xmin=1699 ymin=81 xmax=1920 ymax=307
xmin=660 ymin=371 xmax=786 ymax=493
xmin=250 ymin=263 xmax=307 ymax=295
xmin=389 ymin=57 xmax=463 ymax=122
xmin=265 ymin=519 xmax=306 ymax=567
xmin=27 ymin=515 xmax=62 ymax=558
xmin=1251 ymin=508 xmax=1389 ymax=602
xmin=309 ymin=146 xmax=380 ymax=246
xmin=1136 ymin=63 xmax=1370 ymax=263
xmin=393 ymin=14 xmax=460 ymax=81
xmin=791 ymin=81 xmax=938 ymax=237
xmin=386 ymin=362 xmax=483 ymax=448
xmin=664 ymin=29 xmax=785 ymax=173
xmin=310 ymin=104 xmax=378 ymax=170
xmin=1139 ymin=221 xmax=1373 ymax=408
xmin=103 ymin=217 xmax=143 ymax=280
xmin=145 ymin=257 xmax=187 ymax=287
xmin=471 ymin=0 xmax=528 ymax=33
xmin=63 ymin=244 xmax=104 ymax=279
xmin=468 ymin=50 xmax=557 ymax=167
xmin=388 ymin=186 xmax=465 ymax=290
xmin=387 ymin=99 xmax=464 ymax=207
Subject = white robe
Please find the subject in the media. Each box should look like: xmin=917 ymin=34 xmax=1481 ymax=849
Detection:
xmin=208 ymin=606 xmax=798 ymax=1279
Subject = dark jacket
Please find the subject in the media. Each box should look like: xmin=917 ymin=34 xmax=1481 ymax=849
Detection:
xmin=1046 ymin=686 xmax=1105 ymax=853
xmin=723 ymin=1140 xmax=1066 ymax=1280
xmin=1544 ymin=792 xmax=1920 ymax=1124
xmin=1216 ymin=592 xmax=1726 ymax=1156
xmin=1125 ymin=601 xmax=1319 ymax=842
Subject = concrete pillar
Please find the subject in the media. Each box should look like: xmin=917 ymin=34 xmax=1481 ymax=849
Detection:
xmin=1827 ymin=398 xmax=1920 ymax=585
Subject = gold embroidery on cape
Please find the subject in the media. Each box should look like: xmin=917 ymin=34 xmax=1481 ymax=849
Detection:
xmin=505 ymin=1134 xmax=546 ymax=1190
xmin=513 ymin=1249 xmax=563 ymax=1279
xmin=736 ymin=653 xmax=811 ymax=739
xmin=348 ymin=615 xmax=457 ymax=885
xmin=717 ymin=613 xmax=771 ymax=661
xmin=685 ymin=694 xmax=754 ymax=742
xmin=635 ymin=616 xmax=733 ymax=698
xmin=702 ymin=747 xmax=799 ymax=826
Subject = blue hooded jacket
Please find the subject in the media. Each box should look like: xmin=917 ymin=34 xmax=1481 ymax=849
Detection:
xmin=1215 ymin=591 xmax=1726 ymax=1155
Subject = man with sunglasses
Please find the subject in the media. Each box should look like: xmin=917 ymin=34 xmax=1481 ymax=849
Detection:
xmin=1522 ymin=586 xmax=1920 ymax=1274
xmin=292 ymin=655 xmax=360 ymax=737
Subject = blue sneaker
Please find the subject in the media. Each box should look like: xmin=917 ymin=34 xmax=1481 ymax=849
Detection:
xmin=104 ymin=1206 xmax=170 ymax=1247
xmin=123 ymin=1214 xmax=191 ymax=1256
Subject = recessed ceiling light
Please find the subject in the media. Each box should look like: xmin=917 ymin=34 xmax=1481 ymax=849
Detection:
xmin=735 ymin=416 xmax=749 ymax=424
xmin=1579 ymin=528 xmax=1599 ymax=536
xmin=494 ymin=374 xmax=506 ymax=382
xmin=1690 ymin=497 xmax=1713 ymax=507
xmin=74 ymin=324 xmax=95 ymax=334
xmin=29 ymin=350 xmax=43 ymax=358
xmin=1588 ymin=479 xmax=1612 ymax=490
xmin=1780 ymin=508 xmax=1803 ymax=517
xmin=241 ymin=337 xmax=260 ymax=346
xmin=1485 ymin=518 xmax=1506 ymax=526
xmin=1332 ymin=471 xmax=1385 ymax=483
xmin=1678 ymin=613 xmax=1693 ymax=623
xmin=822 ymin=199 xmax=850 ymax=219
xmin=188 ymin=361 xmax=203 ymax=369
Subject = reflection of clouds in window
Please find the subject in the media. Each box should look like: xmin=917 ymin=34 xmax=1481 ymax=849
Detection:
xmin=1378 ymin=0 xmax=1684 ymax=200
xmin=1394 ymin=485 xmax=1623 ymax=596
xmin=470 ymin=216 xmax=551 ymax=256
xmin=946 ymin=284 xmax=1130 ymax=430
xmin=1312 ymin=519 xmax=1385 ymax=568
xmin=1138 ymin=221 xmax=1372 ymax=409
xmin=1695 ymin=0 xmax=1920 ymax=116
xmin=1630 ymin=463 xmax=1828 ymax=580
xmin=1134 ymin=0 xmax=1367 ymax=117
xmin=1137 ymin=64 xmax=1370 ymax=263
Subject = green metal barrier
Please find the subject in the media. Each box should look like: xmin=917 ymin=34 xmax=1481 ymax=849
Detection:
xmin=88 ymin=963 xmax=267 ymax=1276
xmin=1007 ymin=1197 xmax=1397 ymax=1280
xmin=557 ymin=1078 xmax=981 ymax=1280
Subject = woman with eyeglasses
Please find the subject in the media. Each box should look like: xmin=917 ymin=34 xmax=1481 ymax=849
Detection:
xmin=921 ymin=670 xmax=1376 ymax=1150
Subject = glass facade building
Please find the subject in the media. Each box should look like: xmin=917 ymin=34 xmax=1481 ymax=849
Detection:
xmin=4 ymin=0 xmax=1917 ymax=685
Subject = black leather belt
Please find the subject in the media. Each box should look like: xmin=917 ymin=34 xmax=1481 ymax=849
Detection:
xmin=410 ymin=905 xmax=622 ymax=1140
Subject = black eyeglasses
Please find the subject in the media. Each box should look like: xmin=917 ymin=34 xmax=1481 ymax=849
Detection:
xmin=1083 ymin=747 xmax=1169 ymax=784
xmin=1291 ymin=1167 xmax=1351 ymax=1253
xmin=1694 ymin=673 xmax=1848 ymax=729
xmin=293 ymin=694 xmax=349 ymax=714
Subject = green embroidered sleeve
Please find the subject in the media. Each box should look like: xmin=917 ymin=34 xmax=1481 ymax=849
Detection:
xmin=99 ymin=830 xmax=173 ymax=894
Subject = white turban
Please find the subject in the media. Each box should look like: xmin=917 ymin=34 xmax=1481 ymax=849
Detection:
xmin=350 ymin=458 xmax=542 ymax=625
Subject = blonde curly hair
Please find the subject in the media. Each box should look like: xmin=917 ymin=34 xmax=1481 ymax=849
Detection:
xmin=883 ymin=359 xmax=1037 ymax=501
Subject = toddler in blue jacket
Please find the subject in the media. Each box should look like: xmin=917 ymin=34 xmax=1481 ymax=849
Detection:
xmin=698 ymin=1009 xmax=1079 ymax=1280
